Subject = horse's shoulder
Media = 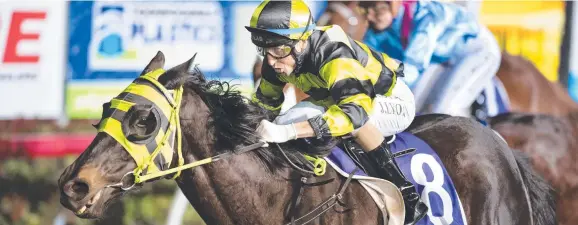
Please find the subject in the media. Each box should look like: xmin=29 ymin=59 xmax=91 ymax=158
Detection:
xmin=405 ymin=114 xmax=494 ymax=161
xmin=407 ymin=114 xmax=461 ymax=134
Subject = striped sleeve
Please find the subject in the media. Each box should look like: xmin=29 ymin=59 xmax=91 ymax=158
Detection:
xmin=251 ymin=62 xmax=286 ymax=114
xmin=378 ymin=52 xmax=402 ymax=97
xmin=307 ymin=44 xmax=376 ymax=137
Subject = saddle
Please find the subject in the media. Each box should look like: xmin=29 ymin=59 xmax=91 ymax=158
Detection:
xmin=282 ymin=133 xmax=467 ymax=225
xmin=329 ymin=133 xmax=468 ymax=225
xmin=336 ymin=136 xmax=415 ymax=178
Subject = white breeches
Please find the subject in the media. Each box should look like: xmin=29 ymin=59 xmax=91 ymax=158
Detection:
xmin=411 ymin=26 xmax=501 ymax=117
xmin=274 ymin=79 xmax=416 ymax=137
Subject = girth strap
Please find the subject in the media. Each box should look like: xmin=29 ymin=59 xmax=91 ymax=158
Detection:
xmin=286 ymin=168 xmax=359 ymax=225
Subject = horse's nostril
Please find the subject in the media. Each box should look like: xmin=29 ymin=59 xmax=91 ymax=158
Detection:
xmin=64 ymin=179 xmax=90 ymax=200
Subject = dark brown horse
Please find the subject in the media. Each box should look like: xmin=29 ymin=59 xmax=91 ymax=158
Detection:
xmin=442 ymin=44 xmax=578 ymax=224
xmin=490 ymin=113 xmax=578 ymax=225
xmin=490 ymin=52 xmax=578 ymax=225
xmin=57 ymin=52 xmax=555 ymax=225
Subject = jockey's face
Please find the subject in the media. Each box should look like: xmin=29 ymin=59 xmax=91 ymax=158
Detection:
xmin=364 ymin=1 xmax=401 ymax=31
xmin=265 ymin=40 xmax=307 ymax=76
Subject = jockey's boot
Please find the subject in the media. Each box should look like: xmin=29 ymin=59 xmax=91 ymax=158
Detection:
xmin=367 ymin=139 xmax=428 ymax=225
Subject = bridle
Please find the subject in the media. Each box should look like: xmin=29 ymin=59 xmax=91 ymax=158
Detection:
xmin=97 ymin=67 xmax=358 ymax=225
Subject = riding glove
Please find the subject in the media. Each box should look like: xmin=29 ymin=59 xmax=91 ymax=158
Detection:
xmin=256 ymin=120 xmax=298 ymax=144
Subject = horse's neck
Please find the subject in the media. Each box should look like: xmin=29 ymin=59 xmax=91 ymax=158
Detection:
xmin=565 ymin=112 xmax=578 ymax=135
xmin=177 ymin=145 xmax=295 ymax=224
xmin=548 ymin=81 xmax=578 ymax=113
xmin=175 ymin=127 xmax=381 ymax=224
xmin=525 ymin=58 xmax=578 ymax=114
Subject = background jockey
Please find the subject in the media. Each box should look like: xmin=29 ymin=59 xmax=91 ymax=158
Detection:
xmin=358 ymin=0 xmax=510 ymax=125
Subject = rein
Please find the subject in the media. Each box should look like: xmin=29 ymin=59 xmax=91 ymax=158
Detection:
xmin=106 ymin=139 xmax=268 ymax=190
xmin=286 ymin=168 xmax=358 ymax=225
xmin=139 ymin=141 xmax=267 ymax=182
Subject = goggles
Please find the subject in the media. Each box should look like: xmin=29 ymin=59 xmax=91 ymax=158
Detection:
xmin=257 ymin=44 xmax=295 ymax=59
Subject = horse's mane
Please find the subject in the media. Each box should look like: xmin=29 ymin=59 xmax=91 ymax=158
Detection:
xmin=180 ymin=67 xmax=337 ymax=172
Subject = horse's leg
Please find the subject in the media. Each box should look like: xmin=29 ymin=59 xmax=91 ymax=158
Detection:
xmin=409 ymin=116 xmax=539 ymax=225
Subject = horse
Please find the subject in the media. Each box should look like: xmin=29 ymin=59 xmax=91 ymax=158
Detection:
xmin=489 ymin=51 xmax=578 ymax=225
xmin=57 ymin=51 xmax=555 ymax=225
xmin=261 ymin=6 xmax=576 ymax=224
xmin=489 ymin=112 xmax=578 ymax=225
xmin=313 ymin=5 xmax=576 ymax=225
xmin=495 ymin=51 xmax=578 ymax=116
xmin=316 ymin=1 xmax=368 ymax=41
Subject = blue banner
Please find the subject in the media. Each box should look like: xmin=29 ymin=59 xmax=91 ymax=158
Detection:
xmin=66 ymin=1 xmax=327 ymax=118
xmin=67 ymin=1 xmax=327 ymax=81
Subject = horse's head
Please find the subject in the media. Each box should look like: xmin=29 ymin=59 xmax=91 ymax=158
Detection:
xmin=318 ymin=1 xmax=368 ymax=41
xmin=58 ymin=50 xmax=334 ymax=221
xmin=58 ymin=51 xmax=201 ymax=219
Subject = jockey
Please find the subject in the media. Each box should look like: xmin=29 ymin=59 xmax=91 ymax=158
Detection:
xmin=245 ymin=0 xmax=428 ymax=223
xmin=359 ymin=1 xmax=506 ymax=122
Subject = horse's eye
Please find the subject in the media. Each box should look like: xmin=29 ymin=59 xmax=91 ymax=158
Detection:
xmin=136 ymin=116 xmax=149 ymax=128
xmin=123 ymin=105 xmax=160 ymax=143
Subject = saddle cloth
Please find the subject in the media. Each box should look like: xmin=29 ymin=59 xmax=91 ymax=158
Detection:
xmin=324 ymin=132 xmax=468 ymax=225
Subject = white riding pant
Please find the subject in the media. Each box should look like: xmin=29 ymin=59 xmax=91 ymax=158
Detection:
xmin=274 ymin=79 xmax=416 ymax=137
xmin=411 ymin=26 xmax=501 ymax=117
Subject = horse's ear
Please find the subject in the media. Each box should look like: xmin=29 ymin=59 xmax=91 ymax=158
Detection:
xmin=140 ymin=51 xmax=165 ymax=76
xmin=158 ymin=53 xmax=197 ymax=89
xmin=173 ymin=53 xmax=196 ymax=74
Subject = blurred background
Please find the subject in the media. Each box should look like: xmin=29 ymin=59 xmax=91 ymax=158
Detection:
xmin=0 ymin=1 xmax=575 ymax=225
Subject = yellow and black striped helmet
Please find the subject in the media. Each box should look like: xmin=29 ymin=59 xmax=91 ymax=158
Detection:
xmin=245 ymin=0 xmax=316 ymax=47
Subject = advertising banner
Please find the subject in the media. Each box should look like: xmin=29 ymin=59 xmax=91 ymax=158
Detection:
xmin=67 ymin=1 xmax=326 ymax=119
xmin=0 ymin=2 xmax=67 ymax=119
xmin=479 ymin=1 xmax=565 ymax=82
xmin=67 ymin=1 xmax=226 ymax=119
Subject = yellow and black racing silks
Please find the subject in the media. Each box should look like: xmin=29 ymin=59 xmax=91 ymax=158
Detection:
xmin=252 ymin=25 xmax=405 ymax=138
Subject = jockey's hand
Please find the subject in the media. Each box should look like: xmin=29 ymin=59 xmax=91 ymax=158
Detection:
xmin=256 ymin=120 xmax=297 ymax=145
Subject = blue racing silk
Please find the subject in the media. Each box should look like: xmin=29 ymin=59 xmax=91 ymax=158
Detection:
xmin=363 ymin=1 xmax=480 ymax=76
